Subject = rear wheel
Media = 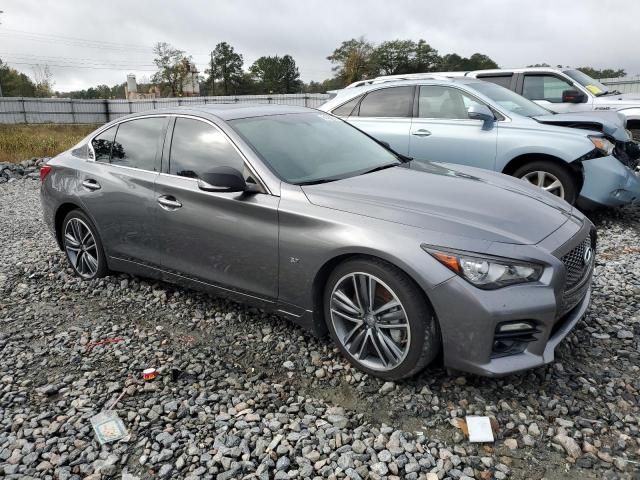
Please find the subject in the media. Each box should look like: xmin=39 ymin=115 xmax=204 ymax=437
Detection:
xmin=324 ymin=258 xmax=440 ymax=381
xmin=62 ymin=210 xmax=108 ymax=279
xmin=513 ymin=160 xmax=578 ymax=204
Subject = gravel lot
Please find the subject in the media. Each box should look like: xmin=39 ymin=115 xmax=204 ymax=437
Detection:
xmin=0 ymin=177 xmax=639 ymax=480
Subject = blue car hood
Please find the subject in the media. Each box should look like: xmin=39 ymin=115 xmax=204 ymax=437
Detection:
xmin=533 ymin=112 xmax=630 ymax=141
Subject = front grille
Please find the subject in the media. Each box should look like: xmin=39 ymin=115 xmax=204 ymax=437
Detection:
xmin=557 ymin=231 xmax=596 ymax=317
xmin=561 ymin=236 xmax=593 ymax=289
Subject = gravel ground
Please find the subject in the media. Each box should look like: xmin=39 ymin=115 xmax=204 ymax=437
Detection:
xmin=0 ymin=178 xmax=639 ymax=480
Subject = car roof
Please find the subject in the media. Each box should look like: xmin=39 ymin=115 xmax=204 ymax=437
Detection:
xmin=468 ymin=67 xmax=570 ymax=75
xmin=121 ymin=104 xmax=314 ymax=122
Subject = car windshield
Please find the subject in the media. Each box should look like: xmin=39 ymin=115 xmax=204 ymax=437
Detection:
xmin=469 ymin=81 xmax=551 ymax=117
xmin=563 ymin=69 xmax=610 ymax=96
xmin=229 ymin=112 xmax=401 ymax=185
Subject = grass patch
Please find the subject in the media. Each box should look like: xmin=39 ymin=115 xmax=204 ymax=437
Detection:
xmin=0 ymin=124 xmax=99 ymax=163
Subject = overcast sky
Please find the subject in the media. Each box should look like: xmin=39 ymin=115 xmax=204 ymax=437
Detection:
xmin=1 ymin=0 xmax=639 ymax=92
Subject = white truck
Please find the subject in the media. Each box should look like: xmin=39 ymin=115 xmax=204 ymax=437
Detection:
xmin=457 ymin=67 xmax=640 ymax=139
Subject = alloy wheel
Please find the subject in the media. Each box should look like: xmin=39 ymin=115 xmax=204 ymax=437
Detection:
xmin=64 ymin=218 xmax=99 ymax=278
xmin=329 ymin=272 xmax=410 ymax=371
xmin=522 ymin=170 xmax=565 ymax=198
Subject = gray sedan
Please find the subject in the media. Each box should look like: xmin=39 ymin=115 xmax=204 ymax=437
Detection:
xmin=40 ymin=105 xmax=595 ymax=379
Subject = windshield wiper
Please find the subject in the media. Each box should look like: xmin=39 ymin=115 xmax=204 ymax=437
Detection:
xmin=360 ymin=162 xmax=401 ymax=175
xmin=297 ymin=178 xmax=339 ymax=186
xmin=601 ymin=89 xmax=622 ymax=96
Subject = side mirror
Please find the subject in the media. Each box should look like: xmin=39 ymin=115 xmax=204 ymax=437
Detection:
xmin=197 ymin=166 xmax=249 ymax=193
xmin=467 ymin=104 xmax=495 ymax=130
xmin=562 ymin=89 xmax=587 ymax=103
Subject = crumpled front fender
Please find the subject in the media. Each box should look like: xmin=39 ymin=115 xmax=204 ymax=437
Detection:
xmin=578 ymin=155 xmax=640 ymax=207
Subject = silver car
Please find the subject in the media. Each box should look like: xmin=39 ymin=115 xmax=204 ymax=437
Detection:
xmin=320 ymin=76 xmax=640 ymax=208
xmin=40 ymin=105 xmax=595 ymax=379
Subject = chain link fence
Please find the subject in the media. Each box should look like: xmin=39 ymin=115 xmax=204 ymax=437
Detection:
xmin=0 ymin=94 xmax=331 ymax=124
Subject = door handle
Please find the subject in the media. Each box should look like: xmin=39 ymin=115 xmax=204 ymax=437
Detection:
xmin=82 ymin=179 xmax=101 ymax=191
xmin=411 ymin=129 xmax=432 ymax=137
xmin=157 ymin=195 xmax=182 ymax=210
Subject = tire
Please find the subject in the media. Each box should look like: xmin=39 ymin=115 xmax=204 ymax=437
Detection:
xmin=324 ymin=257 xmax=440 ymax=381
xmin=61 ymin=210 xmax=109 ymax=280
xmin=513 ymin=160 xmax=578 ymax=205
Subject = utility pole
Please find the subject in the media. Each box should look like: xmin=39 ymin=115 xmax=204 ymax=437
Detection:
xmin=210 ymin=51 xmax=215 ymax=96
xmin=0 ymin=11 xmax=4 ymax=97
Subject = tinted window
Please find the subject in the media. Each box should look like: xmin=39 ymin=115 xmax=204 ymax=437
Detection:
xmin=470 ymin=81 xmax=550 ymax=117
xmin=230 ymin=112 xmax=400 ymax=185
xmin=418 ymin=86 xmax=484 ymax=119
xmin=522 ymin=75 xmax=573 ymax=103
xmin=169 ymin=118 xmax=244 ymax=179
xmin=91 ymin=126 xmax=117 ymax=162
xmin=477 ymin=74 xmax=512 ymax=88
xmin=332 ymin=96 xmax=361 ymax=117
xmin=357 ymin=87 xmax=413 ymax=117
xmin=111 ymin=118 xmax=165 ymax=171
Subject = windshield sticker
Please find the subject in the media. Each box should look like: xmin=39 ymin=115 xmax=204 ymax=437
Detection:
xmin=585 ymin=85 xmax=603 ymax=95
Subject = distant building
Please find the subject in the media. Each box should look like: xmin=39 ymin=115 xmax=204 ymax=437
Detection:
xmin=181 ymin=60 xmax=200 ymax=96
xmin=125 ymin=74 xmax=160 ymax=100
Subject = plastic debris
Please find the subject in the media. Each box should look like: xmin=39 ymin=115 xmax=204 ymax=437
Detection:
xmin=90 ymin=411 xmax=128 ymax=444
xmin=143 ymin=368 xmax=158 ymax=381
xmin=465 ymin=416 xmax=495 ymax=443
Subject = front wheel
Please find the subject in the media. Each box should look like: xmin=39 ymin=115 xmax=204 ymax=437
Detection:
xmin=513 ymin=160 xmax=578 ymax=204
xmin=324 ymin=258 xmax=440 ymax=381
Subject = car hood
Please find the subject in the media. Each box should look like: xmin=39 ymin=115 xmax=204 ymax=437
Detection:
xmin=301 ymin=161 xmax=575 ymax=245
xmin=597 ymin=92 xmax=640 ymax=106
xmin=533 ymin=112 xmax=630 ymax=141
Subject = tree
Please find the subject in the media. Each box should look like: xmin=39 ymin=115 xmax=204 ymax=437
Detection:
xmin=578 ymin=66 xmax=626 ymax=79
xmin=250 ymin=54 xmax=302 ymax=93
xmin=411 ymin=40 xmax=440 ymax=73
xmin=206 ymin=42 xmax=243 ymax=95
xmin=327 ymin=37 xmax=375 ymax=85
xmin=371 ymin=40 xmax=416 ymax=76
xmin=33 ymin=65 xmax=54 ymax=97
xmin=152 ymin=42 xmax=191 ymax=97
xmin=438 ymin=52 xmax=498 ymax=71
xmin=0 ymin=59 xmax=37 ymax=96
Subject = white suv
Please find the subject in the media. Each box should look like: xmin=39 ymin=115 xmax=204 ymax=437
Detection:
xmin=457 ymin=67 xmax=640 ymax=139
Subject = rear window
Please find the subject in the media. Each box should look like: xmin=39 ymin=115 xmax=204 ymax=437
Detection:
xmin=356 ymin=86 xmax=414 ymax=117
xmin=477 ymin=74 xmax=513 ymax=88
xmin=110 ymin=117 xmax=166 ymax=171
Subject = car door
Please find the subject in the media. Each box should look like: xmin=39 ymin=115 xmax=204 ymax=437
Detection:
xmin=344 ymin=86 xmax=414 ymax=155
xmin=409 ymin=85 xmax=497 ymax=170
xmin=154 ymin=116 xmax=279 ymax=300
xmin=520 ymin=73 xmax=592 ymax=113
xmin=79 ymin=116 xmax=167 ymax=268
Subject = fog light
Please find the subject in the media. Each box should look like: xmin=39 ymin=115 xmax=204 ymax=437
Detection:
xmin=496 ymin=321 xmax=535 ymax=333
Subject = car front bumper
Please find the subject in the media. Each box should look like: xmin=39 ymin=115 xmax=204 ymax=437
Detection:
xmin=578 ymin=155 xmax=640 ymax=208
xmin=427 ymin=219 xmax=594 ymax=377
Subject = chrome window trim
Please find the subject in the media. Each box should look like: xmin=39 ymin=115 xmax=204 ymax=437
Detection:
xmin=86 ymin=113 xmax=272 ymax=195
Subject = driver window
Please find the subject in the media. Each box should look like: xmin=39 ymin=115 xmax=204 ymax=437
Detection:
xmin=169 ymin=118 xmax=246 ymax=180
xmin=522 ymin=75 xmax=573 ymax=103
xmin=418 ymin=86 xmax=484 ymax=119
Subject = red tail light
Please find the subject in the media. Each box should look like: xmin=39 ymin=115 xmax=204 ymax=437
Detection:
xmin=40 ymin=165 xmax=52 ymax=182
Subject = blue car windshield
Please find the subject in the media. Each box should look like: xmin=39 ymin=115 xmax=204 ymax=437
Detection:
xmin=469 ymin=81 xmax=551 ymax=118
xmin=230 ymin=112 xmax=401 ymax=185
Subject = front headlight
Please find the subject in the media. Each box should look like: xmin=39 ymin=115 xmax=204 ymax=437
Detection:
xmin=422 ymin=246 xmax=544 ymax=290
xmin=589 ymin=135 xmax=615 ymax=155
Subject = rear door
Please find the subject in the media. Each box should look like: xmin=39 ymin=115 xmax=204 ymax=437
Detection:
xmin=408 ymin=85 xmax=497 ymax=170
xmin=154 ymin=116 xmax=279 ymax=299
xmin=343 ymin=86 xmax=414 ymax=155
xmin=80 ymin=116 xmax=168 ymax=268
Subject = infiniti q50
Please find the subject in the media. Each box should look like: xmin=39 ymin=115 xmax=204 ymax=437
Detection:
xmin=40 ymin=105 xmax=595 ymax=379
